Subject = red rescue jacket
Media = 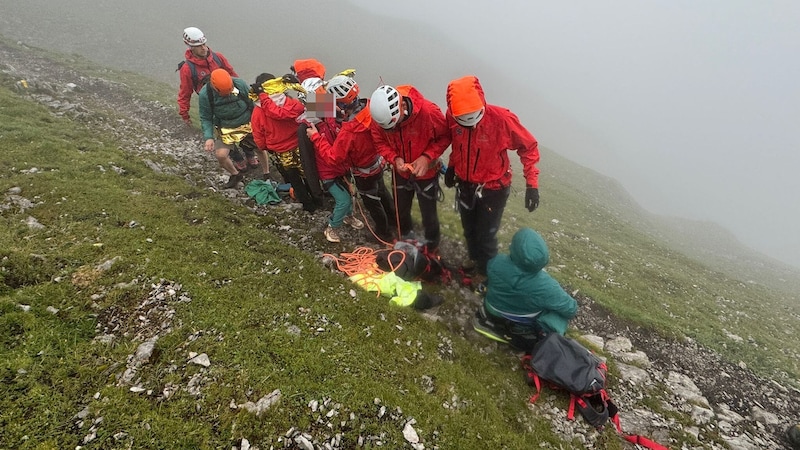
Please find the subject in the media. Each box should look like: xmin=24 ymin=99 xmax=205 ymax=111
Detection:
xmin=446 ymin=76 xmax=539 ymax=189
xmin=177 ymin=48 xmax=237 ymax=121
xmin=308 ymin=117 xmax=349 ymax=180
xmin=370 ymin=86 xmax=450 ymax=180
xmin=252 ymin=93 xmax=305 ymax=153
xmin=312 ymin=101 xmax=384 ymax=178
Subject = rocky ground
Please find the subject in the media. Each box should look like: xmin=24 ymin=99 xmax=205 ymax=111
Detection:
xmin=3 ymin=40 xmax=799 ymax=449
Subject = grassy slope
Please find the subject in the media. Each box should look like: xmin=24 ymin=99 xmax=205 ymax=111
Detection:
xmin=0 ymin=71 xmax=571 ymax=448
xmin=1 ymin=44 xmax=799 ymax=448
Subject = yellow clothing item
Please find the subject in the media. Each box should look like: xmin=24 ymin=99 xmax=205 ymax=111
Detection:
xmin=350 ymin=272 xmax=421 ymax=307
xmin=218 ymin=123 xmax=253 ymax=145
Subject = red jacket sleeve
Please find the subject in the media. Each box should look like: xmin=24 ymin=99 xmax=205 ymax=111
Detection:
xmin=311 ymin=129 xmax=349 ymax=167
xmin=177 ymin=64 xmax=195 ymax=121
xmin=419 ymin=100 xmax=451 ymax=162
xmin=259 ymin=94 xmax=305 ymax=120
xmin=369 ymin=124 xmax=399 ymax=166
xmin=251 ymin=106 xmax=268 ymax=150
xmin=503 ymin=111 xmax=540 ymax=188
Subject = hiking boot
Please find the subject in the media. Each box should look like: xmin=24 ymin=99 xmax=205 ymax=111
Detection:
xmin=343 ymin=215 xmax=364 ymax=230
xmin=233 ymin=159 xmax=247 ymax=171
xmin=461 ymin=259 xmax=477 ymax=275
xmin=223 ymin=172 xmax=244 ymax=189
xmin=247 ymin=155 xmax=260 ymax=169
xmin=324 ymin=225 xmax=342 ymax=243
xmin=472 ymin=306 xmax=510 ymax=344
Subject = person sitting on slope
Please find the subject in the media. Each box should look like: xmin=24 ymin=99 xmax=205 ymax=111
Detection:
xmin=473 ymin=227 xmax=578 ymax=353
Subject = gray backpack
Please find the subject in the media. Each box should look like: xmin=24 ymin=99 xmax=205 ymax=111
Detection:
xmin=522 ymin=332 xmax=615 ymax=429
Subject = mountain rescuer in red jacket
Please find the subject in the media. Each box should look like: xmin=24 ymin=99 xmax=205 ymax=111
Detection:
xmin=177 ymin=27 xmax=238 ymax=126
xmin=251 ymin=73 xmax=318 ymax=213
xmin=369 ymin=85 xmax=451 ymax=254
xmin=307 ymin=74 xmax=395 ymax=244
xmin=444 ymin=75 xmax=540 ymax=277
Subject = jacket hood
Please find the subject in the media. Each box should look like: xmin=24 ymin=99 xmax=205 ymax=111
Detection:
xmin=446 ymin=75 xmax=486 ymax=116
xmin=396 ymin=85 xmax=426 ymax=122
xmin=509 ymin=228 xmax=549 ymax=273
xmin=293 ymin=59 xmax=326 ymax=82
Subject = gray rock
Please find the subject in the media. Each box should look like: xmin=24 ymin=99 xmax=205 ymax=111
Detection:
xmin=605 ymin=336 xmax=632 ymax=354
xmin=666 ymin=371 xmax=710 ymax=408
xmin=132 ymin=337 xmax=158 ymax=365
xmin=188 ymin=353 xmax=211 ymax=367
xmin=616 ymin=362 xmax=650 ymax=385
xmin=750 ymin=406 xmax=780 ymax=426
xmin=25 ymin=216 xmax=44 ymax=229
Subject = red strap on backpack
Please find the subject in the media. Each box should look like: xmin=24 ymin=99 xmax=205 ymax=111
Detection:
xmin=522 ymin=355 xmax=543 ymax=403
xmin=610 ymin=410 xmax=669 ymax=450
xmin=567 ymin=395 xmax=579 ymax=420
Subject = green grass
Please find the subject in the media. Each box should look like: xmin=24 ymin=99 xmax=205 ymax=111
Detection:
xmin=0 ymin=77 xmax=566 ymax=448
xmin=2 ymin=40 xmax=799 ymax=449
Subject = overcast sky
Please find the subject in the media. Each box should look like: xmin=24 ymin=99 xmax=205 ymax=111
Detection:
xmin=351 ymin=0 xmax=800 ymax=268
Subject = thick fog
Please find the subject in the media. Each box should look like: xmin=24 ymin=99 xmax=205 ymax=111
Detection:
xmin=1 ymin=0 xmax=798 ymax=268
xmin=352 ymin=0 xmax=800 ymax=269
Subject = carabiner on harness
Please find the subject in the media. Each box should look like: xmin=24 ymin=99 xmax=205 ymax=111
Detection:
xmin=475 ymin=183 xmax=485 ymax=199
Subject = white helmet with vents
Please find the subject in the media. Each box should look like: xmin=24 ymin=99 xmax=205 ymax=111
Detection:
xmin=183 ymin=27 xmax=207 ymax=47
xmin=369 ymin=85 xmax=402 ymax=129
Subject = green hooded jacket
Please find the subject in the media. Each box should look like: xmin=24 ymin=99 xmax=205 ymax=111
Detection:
xmin=484 ymin=228 xmax=577 ymax=334
xmin=198 ymin=77 xmax=254 ymax=140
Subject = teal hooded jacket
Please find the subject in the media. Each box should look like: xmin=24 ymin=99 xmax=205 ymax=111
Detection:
xmin=484 ymin=228 xmax=578 ymax=334
xmin=198 ymin=77 xmax=254 ymax=141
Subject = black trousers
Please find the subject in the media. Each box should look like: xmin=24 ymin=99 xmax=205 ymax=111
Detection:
xmin=354 ymin=172 xmax=396 ymax=241
xmin=457 ymin=184 xmax=510 ymax=275
xmin=394 ymin=173 xmax=441 ymax=251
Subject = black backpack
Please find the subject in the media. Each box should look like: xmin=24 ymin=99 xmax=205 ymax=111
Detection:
xmin=177 ymin=52 xmax=223 ymax=91
xmin=523 ymin=332 xmax=616 ymax=429
xmin=522 ymin=333 xmax=668 ymax=449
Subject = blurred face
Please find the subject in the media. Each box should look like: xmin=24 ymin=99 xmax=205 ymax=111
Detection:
xmin=190 ymin=44 xmax=209 ymax=58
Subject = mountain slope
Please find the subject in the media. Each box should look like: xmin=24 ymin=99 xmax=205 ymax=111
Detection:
xmin=1 ymin=38 xmax=798 ymax=449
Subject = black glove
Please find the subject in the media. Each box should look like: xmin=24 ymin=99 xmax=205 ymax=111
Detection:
xmin=444 ymin=165 xmax=457 ymax=188
xmin=525 ymin=187 xmax=539 ymax=212
xmin=250 ymin=83 xmax=263 ymax=94
xmin=282 ymin=73 xmax=300 ymax=84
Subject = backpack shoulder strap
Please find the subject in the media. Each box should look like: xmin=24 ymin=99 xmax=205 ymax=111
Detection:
xmin=180 ymin=60 xmax=199 ymax=87
xmin=206 ymin=86 xmax=219 ymax=126
xmin=211 ymin=51 xmax=222 ymax=67
xmin=182 ymin=53 xmax=221 ymax=90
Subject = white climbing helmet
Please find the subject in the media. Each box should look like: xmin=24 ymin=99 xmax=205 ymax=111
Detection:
xmin=369 ymin=85 xmax=402 ymax=129
xmin=326 ymin=75 xmax=360 ymax=105
xmin=183 ymin=27 xmax=207 ymax=47
xmin=454 ymin=107 xmax=485 ymax=127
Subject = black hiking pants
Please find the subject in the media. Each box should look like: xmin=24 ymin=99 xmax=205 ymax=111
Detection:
xmin=393 ymin=173 xmax=441 ymax=252
xmin=354 ymin=172 xmax=395 ymax=242
xmin=457 ymin=184 xmax=510 ymax=275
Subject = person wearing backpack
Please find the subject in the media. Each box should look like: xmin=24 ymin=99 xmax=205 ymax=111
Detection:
xmin=199 ymin=69 xmax=256 ymax=189
xmin=177 ymin=27 xmax=238 ymax=127
xmin=473 ymin=227 xmax=578 ymax=352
